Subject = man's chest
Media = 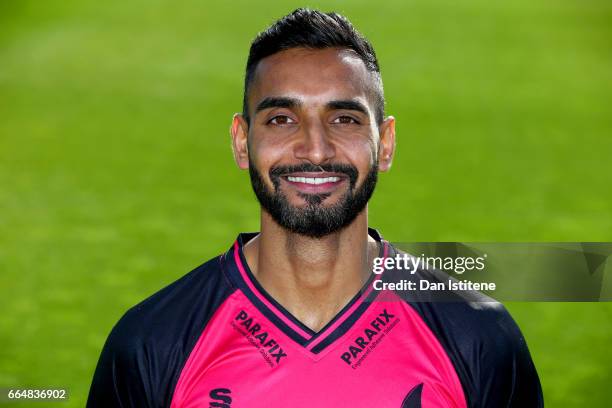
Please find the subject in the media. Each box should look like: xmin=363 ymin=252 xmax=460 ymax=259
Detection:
xmin=169 ymin=293 xmax=466 ymax=408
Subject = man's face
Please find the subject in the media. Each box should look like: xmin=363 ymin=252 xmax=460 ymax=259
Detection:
xmin=233 ymin=47 xmax=394 ymax=238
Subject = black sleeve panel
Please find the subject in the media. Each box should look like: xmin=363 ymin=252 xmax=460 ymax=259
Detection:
xmin=408 ymin=300 xmax=544 ymax=408
xmin=87 ymin=255 xmax=236 ymax=408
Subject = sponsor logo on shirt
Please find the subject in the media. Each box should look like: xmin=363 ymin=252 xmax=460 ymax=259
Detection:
xmin=340 ymin=308 xmax=399 ymax=367
xmin=232 ymin=310 xmax=288 ymax=366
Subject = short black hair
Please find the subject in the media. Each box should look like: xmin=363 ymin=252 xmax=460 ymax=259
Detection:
xmin=243 ymin=8 xmax=385 ymax=126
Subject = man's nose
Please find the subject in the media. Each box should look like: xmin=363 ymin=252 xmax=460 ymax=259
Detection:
xmin=293 ymin=120 xmax=335 ymax=164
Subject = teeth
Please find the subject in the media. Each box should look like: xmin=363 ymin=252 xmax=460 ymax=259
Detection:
xmin=287 ymin=176 xmax=340 ymax=185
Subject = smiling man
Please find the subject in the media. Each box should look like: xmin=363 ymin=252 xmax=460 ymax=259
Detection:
xmin=88 ymin=9 xmax=543 ymax=408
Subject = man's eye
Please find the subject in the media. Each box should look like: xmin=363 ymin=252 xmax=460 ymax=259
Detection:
xmin=268 ymin=115 xmax=295 ymax=125
xmin=332 ymin=116 xmax=359 ymax=124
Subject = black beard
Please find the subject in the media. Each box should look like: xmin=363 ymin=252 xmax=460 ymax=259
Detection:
xmin=249 ymin=161 xmax=378 ymax=238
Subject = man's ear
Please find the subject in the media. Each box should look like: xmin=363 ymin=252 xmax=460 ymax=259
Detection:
xmin=231 ymin=113 xmax=250 ymax=169
xmin=378 ymin=116 xmax=396 ymax=172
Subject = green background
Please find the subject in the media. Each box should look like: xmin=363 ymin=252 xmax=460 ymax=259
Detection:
xmin=1 ymin=0 xmax=611 ymax=406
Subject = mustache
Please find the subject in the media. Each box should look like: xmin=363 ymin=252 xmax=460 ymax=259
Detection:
xmin=269 ymin=163 xmax=359 ymax=188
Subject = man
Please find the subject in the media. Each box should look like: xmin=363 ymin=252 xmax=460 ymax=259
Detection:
xmin=88 ymin=9 xmax=543 ymax=407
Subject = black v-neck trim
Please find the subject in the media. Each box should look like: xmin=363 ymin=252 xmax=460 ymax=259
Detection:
xmin=222 ymin=228 xmax=389 ymax=353
xmin=235 ymin=238 xmax=317 ymax=337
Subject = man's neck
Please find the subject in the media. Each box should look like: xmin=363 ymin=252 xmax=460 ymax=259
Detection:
xmin=242 ymin=210 xmax=379 ymax=332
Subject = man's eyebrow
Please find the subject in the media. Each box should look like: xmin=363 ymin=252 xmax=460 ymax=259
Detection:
xmin=326 ymin=100 xmax=369 ymax=115
xmin=255 ymin=97 xmax=302 ymax=114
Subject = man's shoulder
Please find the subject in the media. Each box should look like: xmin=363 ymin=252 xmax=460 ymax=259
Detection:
xmin=88 ymin=254 xmax=238 ymax=407
xmin=107 ymin=254 xmax=235 ymax=352
xmin=388 ymin=247 xmax=526 ymax=352
xmin=385 ymin=245 xmax=532 ymax=367
xmin=414 ymin=300 xmax=542 ymax=405
xmin=396 ymin=276 xmax=541 ymax=405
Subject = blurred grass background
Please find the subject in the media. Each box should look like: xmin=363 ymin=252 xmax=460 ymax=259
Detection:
xmin=1 ymin=0 xmax=611 ymax=406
